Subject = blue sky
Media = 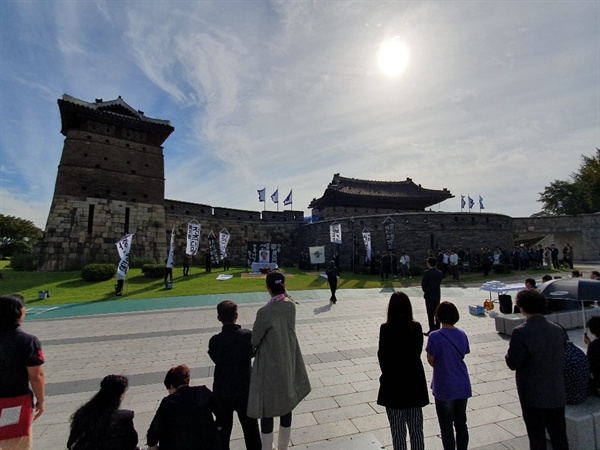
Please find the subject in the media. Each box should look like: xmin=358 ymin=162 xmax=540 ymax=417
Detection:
xmin=1 ymin=1 xmax=598 ymax=229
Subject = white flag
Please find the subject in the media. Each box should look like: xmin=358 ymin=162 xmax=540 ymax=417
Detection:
xmin=115 ymin=234 xmax=134 ymax=278
xmin=186 ymin=221 xmax=201 ymax=255
xmin=219 ymin=229 xmax=230 ymax=257
xmin=166 ymin=227 xmax=175 ymax=268
xmin=271 ymin=189 xmax=279 ymax=203
xmin=362 ymin=231 xmax=372 ymax=261
xmin=330 ymin=222 xmax=342 ymax=244
xmin=309 ymin=246 xmax=326 ymax=264
xmin=283 ymin=190 xmax=292 ymax=205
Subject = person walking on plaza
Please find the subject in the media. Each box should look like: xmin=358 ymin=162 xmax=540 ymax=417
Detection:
xmin=325 ymin=260 xmax=341 ymax=304
xmin=421 ymin=257 xmax=443 ymax=336
xmin=426 ymin=301 xmax=472 ymax=450
xmin=248 ymin=271 xmax=311 ymax=450
xmin=505 ymin=289 xmax=569 ymax=450
xmin=147 ymin=364 xmax=224 ymax=450
xmin=377 ymin=292 xmax=429 ymax=450
xmin=0 ymin=294 xmax=45 ymax=450
xmin=208 ymin=301 xmax=261 ymax=450
xmin=67 ymin=375 xmax=138 ymax=450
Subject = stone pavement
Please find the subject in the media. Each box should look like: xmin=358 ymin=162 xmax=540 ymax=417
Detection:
xmin=23 ymin=265 xmax=600 ymax=450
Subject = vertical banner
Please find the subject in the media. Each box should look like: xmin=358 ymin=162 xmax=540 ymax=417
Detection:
xmin=309 ymin=246 xmax=326 ymax=264
xmin=219 ymin=229 xmax=230 ymax=258
xmin=330 ymin=222 xmax=342 ymax=244
xmin=207 ymin=232 xmax=219 ymax=265
xmin=383 ymin=218 xmax=395 ymax=251
xmin=116 ymin=234 xmax=134 ymax=278
xmin=362 ymin=230 xmax=372 ymax=261
xmin=186 ymin=220 xmax=201 ymax=255
xmin=166 ymin=227 xmax=175 ymax=267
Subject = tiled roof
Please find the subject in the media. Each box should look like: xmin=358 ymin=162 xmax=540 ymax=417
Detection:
xmin=309 ymin=174 xmax=453 ymax=209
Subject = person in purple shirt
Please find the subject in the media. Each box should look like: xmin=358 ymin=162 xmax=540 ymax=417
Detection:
xmin=426 ymin=301 xmax=472 ymax=450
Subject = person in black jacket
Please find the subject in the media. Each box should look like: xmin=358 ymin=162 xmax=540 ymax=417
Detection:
xmin=208 ymin=301 xmax=261 ymax=450
xmin=421 ymin=257 xmax=444 ymax=336
xmin=147 ymin=365 xmax=224 ymax=450
xmin=325 ymin=260 xmax=341 ymax=304
xmin=68 ymin=375 xmax=138 ymax=450
xmin=377 ymin=291 xmax=429 ymax=449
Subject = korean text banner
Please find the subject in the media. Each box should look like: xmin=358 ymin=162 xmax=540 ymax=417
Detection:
xmin=115 ymin=234 xmax=134 ymax=278
xmin=186 ymin=221 xmax=201 ymax=255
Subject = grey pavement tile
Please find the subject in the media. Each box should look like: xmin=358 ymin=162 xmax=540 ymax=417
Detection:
xmin=497 ymin=416 xmax=528 ymax=438
xmin=306 ymin=359 xmax=355 ymax=372
xmin=468 ymin=391 xmax=520 ymax=410
xmin=334 ymin=389 xmax=379 ymax=408
xmin=319 ymin=371 xmax=370 ymax=387
xmin=294 ymin=397 xmax=340 ymax=414
xmin=469 ymin=423 xmax=519 ymax=449
xmin=291 ymin=419 xmax=361 ymax=446
xmin=467 ymin=406 xmax=519 ymax=428
xmin=313 ymin=403 xmax=378 ymax=425
xmin=349 ymin=378 xmax=379 ymax=393
xmin=305 ymin=383 xmax=357 ymax=401
xmin=348 ymin=410 xmax=389 ymax=432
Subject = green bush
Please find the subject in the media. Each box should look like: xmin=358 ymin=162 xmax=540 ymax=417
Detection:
xmin=141 ymin=263 xmax=165 ymax=278
xmin=130 ymin=256 xmax=157 ymax=269
xmin=9 ymin=253 xmax=37 ymax=271
xmin=81 ymin=264 xmax=117 ymax=281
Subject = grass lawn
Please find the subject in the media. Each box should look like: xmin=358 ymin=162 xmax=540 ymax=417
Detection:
xmin=0 ymin=260 xmax=570 ymax=306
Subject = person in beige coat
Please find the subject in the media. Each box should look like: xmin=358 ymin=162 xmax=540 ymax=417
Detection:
xmin=247 ymin=271 xmax=311 ymax=450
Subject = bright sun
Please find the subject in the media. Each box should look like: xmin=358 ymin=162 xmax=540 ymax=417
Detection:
xmin=376 ymin=37 xmax=410 ymax=77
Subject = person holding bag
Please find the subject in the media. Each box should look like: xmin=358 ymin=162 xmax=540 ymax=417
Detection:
xmin=0 ymin=294 xmax=45 ymax=450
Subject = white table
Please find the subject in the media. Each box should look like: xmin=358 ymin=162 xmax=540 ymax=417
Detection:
xmin=250 ymin=262 xmax=279 ymax=273
xmin=480 ymin=283 xmax=525 ymax=301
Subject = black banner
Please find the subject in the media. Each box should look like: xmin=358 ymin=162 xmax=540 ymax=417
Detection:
xmin=384 ymin=222 xmax=395 ymax=251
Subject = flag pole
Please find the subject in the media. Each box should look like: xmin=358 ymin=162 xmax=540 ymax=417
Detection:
xmin=277 ymin=186 xmax=279 ymax=212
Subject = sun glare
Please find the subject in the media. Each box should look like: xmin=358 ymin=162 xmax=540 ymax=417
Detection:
xmin=376 ymin=38 xmax=410 ymax=77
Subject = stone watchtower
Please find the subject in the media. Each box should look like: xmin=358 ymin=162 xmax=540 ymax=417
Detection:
xmin=39 ymin=94 xmax=174 ymax=270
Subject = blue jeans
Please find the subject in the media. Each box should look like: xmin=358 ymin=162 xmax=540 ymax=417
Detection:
xmin=435 ymin=398 xmax=468 ymax=450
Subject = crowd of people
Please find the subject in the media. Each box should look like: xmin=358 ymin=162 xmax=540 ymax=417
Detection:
xmin=2 ymin=250 xmax=599 ymax=449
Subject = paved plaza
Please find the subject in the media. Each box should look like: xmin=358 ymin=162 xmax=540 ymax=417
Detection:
xmin=23 ymin=265 xmax=600 ymax=449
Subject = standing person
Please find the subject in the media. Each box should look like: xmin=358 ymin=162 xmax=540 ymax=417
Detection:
xmin=147 ymin=364 xmax=224 ymax=450
xmin=583 ymin=316 xmax=600 ymax=397
xmin=377 ymin=292 xmax=429 ymax=450
xmin=163 ymin=258 xmax=173 ymax=286
xmin=205 ymin=250 xmax=212 ymax=273
xmin=505 ymin=289 xmax=569 ymax=450
xmin=183 ymin=253 xmax=191 ymax=277
xmin=0 ymin=294 xmax=45 ymax=450
xmin=325 ymin=260 xmax=340 ymax=304
xmin=208 ymin=301 xmax=261 ymax=450
xmin=222 ymin=252 xmax=230 ymax=271
xmin=551 ymin=244 xmax=560 ymax=269
xmin=400 ymin=252 xmax=412 ymax=279
xmin=115 ymin=271 xmax=125 ymax=296
xmin=426 ymin=302 xmax=472 ymax=450
xmin=449 ymin=250 xmax=459 ymax=280
xmin=381 ymin=252 xmax=392 ymax=281
xmin=67 ymin=375 xmax=138 ymax=450
xmin=391 ymin=251 xmax=399 ymax=278
xmin=248 ymin=271 xmax=311 ymax=450
xmin=421 ymin=257 xmax=444 ymax=336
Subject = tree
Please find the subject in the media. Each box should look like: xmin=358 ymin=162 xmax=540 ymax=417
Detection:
xmin=538 ymin=149 xmax=600 ymax=215
xmin=0 ymin=214 xmax=43 ymax=258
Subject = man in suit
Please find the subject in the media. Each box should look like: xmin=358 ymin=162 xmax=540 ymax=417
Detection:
xmin=505 ymin=289 xmax=568 ymax=450
xmin=421 ymin=257 xmax=444 ymax=336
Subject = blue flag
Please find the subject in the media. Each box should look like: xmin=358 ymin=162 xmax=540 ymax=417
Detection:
xmin=257 ymin=188 xmax=266 ymax=202
xmin=283 ymin=190 xmax=292 ymax=205
xmin=271 ymin=189 xmax=279 ymax=204
xmin=468 ymin=196 xmax=474 ymax=209
xmin=461 ymin=195 xmax=465 ymax=209
xmin=479 ymin=195 xmax=485 ymax=209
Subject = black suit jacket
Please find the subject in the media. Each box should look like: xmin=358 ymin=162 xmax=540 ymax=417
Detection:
xmin=421 ymin=268 xmax=443 ymax=301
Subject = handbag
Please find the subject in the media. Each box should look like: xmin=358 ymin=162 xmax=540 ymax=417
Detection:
xmin=0 ymin=392 xmax=33 ymax=440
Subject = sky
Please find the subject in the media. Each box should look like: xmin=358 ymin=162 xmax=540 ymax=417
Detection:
xmin=1 ymin=1 xmax=598 ymax=230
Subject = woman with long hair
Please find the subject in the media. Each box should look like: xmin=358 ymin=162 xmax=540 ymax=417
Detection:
xmin=67 ymin=374 xmax=138 ymax=450
xmin=377 ymin=291 xmax=429 ymax=449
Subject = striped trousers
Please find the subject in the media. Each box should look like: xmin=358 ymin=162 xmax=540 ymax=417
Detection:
xmin=385 ymin=406 xmax=425 ymax=450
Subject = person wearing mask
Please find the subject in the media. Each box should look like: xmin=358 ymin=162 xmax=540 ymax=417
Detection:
xmin=68 ymin=375 xmax=138 ymax=450
xmin=505 ymin=289 xmax=568 ymax=450
xmin=426 ymin=302 xmax=472 ymax=450
xmin=0 ymin=294 xmax=45 ymax=450
xmin=247 ymin=271 xmax=311 ymax=450
xmin=377 ymin=292 xmax=429 ymax=449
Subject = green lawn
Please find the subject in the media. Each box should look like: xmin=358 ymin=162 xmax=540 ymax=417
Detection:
xmin=0 ymin=260 xmax=569 ymax=306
